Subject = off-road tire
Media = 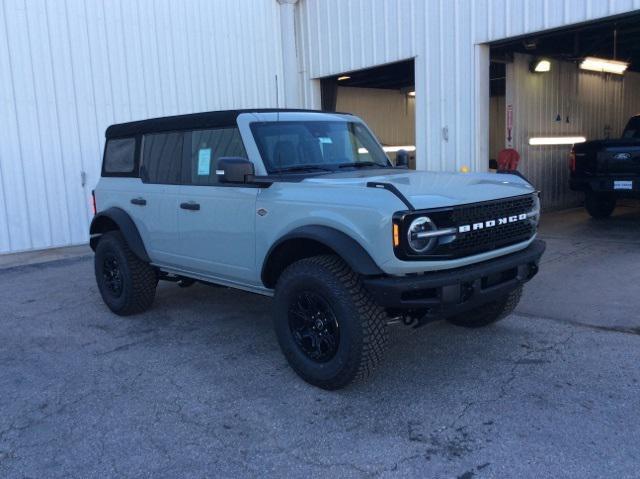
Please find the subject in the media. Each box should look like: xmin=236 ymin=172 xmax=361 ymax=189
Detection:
xmin=446 ymin=286 xmax=523 ymax=328
xmin=585 ymin=191 xmax=616 ymax=218
xmin=95 ymin=231 xmax=158 ymax=316
xmin=273 ymin=255 xmax=388 ymax=390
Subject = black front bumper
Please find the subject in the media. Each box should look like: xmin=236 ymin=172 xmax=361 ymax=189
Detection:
xmin=363 ymin=240 xmax=546 ymax=314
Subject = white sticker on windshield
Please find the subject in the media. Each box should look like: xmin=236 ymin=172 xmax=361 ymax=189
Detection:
xmin=318 ymin=137 xmax=333 ymax=144
xmin=197 ymin=148 xmax=212 ymax=175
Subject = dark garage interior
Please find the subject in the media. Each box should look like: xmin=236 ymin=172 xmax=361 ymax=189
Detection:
xmin=489 ymin=13 xmax=640 ymax=211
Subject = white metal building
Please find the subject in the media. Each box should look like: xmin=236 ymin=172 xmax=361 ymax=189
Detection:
xmin=1 ymin=0 xmax=640 ymax=254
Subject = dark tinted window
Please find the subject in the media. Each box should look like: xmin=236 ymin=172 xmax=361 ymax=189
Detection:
xmin=142 ymin=132 xmax=183 ymax=184
xmin=622 ymin=117 xmax=640 ymax=139
xmin=104 ymin=138 xmax=135 ymax=174
xmin=187 ymin=128 xmax=247 ymax=185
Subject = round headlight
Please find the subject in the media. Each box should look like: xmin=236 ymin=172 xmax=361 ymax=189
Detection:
xmin=528 ymin=195 xmax=541 ymax=226
xmin=407 ymin=216 xmax=437 ymax=253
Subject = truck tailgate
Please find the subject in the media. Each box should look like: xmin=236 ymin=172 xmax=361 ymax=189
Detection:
xmin=596 ymin=143 xmax=640 ymax=175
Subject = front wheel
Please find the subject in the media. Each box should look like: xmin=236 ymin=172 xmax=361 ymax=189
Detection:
xmin=446 ymin=286 xmax=523 ymax=328
xmin=273 ymin=255 xmax=388 ymax=390
xmin=585 ymin=191 xmax=616 ymax=218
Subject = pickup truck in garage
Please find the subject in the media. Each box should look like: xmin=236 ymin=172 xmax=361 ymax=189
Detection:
xmin=570 ymin=115 xmax=640 ymax=218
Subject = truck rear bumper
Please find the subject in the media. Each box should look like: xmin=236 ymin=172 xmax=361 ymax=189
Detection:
xmin=363 ymin=240 xmax=545 ymax=313
xmin=570 ymin=177 xmax=640 ymax=196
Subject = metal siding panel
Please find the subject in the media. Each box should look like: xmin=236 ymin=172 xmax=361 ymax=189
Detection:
xmin=1 ymin=0 xmax=281 ymax=253
xmin=299 ymin=0 xmax=639 ymax=185
xmin=0 ymin=1 xmax=30 ymax=252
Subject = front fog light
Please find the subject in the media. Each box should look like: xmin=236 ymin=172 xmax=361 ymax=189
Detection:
xmin=407 ymin=216 xmax=437 ymax=253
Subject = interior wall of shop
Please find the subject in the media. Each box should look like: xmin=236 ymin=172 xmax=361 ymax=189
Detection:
xmin=335 ymin=87 xmax=415 ymax=146
xmin=504 ymin=53 xmax=640 ymax=210
xmin=295 ymin=0 xmax=640 ymax=174
xmin=489 ymin=95 xmax=506 ymax=162
xmin=0 ymin=0 xmax=283 ymax=254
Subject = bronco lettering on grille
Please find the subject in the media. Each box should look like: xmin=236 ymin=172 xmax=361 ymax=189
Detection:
xmin=458 ymin=213 xmax=527 ymax=233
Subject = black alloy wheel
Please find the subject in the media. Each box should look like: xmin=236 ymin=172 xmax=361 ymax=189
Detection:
xmin=288 ymin=290 xmax=340 ymax=362
xmin=102 ymin=254 xmax=124 ymax=297
xmin=94 ymin=231 xmax=158 ymax=316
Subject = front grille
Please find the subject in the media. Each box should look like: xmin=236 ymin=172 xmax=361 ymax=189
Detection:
xmin=404 ymin=194 xmax=537 ymax=259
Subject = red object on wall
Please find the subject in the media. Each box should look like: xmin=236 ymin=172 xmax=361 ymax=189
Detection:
xmin=497 ymin=148 xmax=520 ymax=171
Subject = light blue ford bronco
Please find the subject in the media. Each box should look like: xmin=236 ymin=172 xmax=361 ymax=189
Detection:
xmin=90 ymin=109 xmax=545 ymax=389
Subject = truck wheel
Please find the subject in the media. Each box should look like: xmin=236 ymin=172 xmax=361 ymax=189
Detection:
xmin=585 ymin=192 xmax=616 ymax=218
xmin=95 ymin=231 xmax=158 ymax=316
xmin=446 ymin=286 xmax=522 ymax=328
xmin=273 ymin=255 xmax=388 ymax=390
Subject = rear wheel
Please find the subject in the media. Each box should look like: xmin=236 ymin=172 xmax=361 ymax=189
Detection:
xmin=273 ymin=255 xmax=388 ymax=390
xmin=446 ymin=286 xmax=522 ymax=328
xmin=95 ymin=231 xmax=158 ymax=315
xmin=585 ymin=191 xmax=616 ymax=218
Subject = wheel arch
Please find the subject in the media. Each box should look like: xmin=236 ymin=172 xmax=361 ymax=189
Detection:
xmin=261 ymin=225 xmax=383 ymax=289
xmin=89 ymin=207 xmax=150 ymax=263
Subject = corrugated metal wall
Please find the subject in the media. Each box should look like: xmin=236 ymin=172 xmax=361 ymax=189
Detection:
xmin=335 ymin=86 xmax=415 ymax=146
xmin=4 ymin=0 xmax=640 ymax=253
xmin=0 ymin=0 xmax=282 ymax=254
xmin=506 ymin=53 xmax=640 ymax=210
xmin=296 ymin=0 xmax=640 ymax=174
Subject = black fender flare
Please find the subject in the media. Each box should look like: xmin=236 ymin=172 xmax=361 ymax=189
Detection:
xmin=89 ymin=207 xmax=150 ymax=262
xmin=261 ymin=225 xmax=383 ymax=287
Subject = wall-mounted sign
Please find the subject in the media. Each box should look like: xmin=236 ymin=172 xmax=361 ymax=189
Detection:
xmin=506 ymin=104 xmax=513 ymax=147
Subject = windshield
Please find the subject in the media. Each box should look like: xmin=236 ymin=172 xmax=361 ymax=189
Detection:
xmin=250 ymin=121 xmax=391 ymax=173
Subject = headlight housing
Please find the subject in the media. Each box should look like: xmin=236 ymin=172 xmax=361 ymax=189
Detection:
xmin=406 ymin=216 xmax=438 ymax=253
xmin=527 ymin=194 xmax=541 ymax=226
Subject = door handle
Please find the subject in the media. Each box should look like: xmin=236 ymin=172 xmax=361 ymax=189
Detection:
xmin=130 ymin=197 xmax=146 ymax=206
xmin=180 ymin=201 xmax=200 ymax=211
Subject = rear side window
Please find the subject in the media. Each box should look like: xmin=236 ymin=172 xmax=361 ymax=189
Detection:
xmin=186 ymin=128 xmax=247 ymax=185
xmin=103 ymin=138 xmax=136 ymax=174
xmin=141 ymin=132 xmax=183 ymax=184
xmin=622 ymin=118 xmax=640 ymax=139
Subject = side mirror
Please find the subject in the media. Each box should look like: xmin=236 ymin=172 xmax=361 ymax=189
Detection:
xmin=395 ymin=149 xmax=409 ymax=168
xmin=217 ymin=157 xmax=255 ymax=183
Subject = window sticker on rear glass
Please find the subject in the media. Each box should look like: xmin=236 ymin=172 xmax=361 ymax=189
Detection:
xmin=197 ymin=148 xmax=212 ymax=175
xmin=318 ymin=137 xmax=333 ymax=144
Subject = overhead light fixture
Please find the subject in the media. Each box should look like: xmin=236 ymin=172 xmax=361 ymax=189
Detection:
xmin=529 ymin=136 xmax=586 ymax=146
xmin=530 ymin=59 xmax=551 ymax=73
xmin=579 ymin=57 xmax=628 ymax=75
xmin=337 ymin=75 xmax=351 ymax=81
xmin=408 ymin=91 xmax=416 ymax=97
xmin=358 ymin=145 xmax=417 ymax=154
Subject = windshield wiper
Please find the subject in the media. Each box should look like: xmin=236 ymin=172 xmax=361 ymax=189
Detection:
xmin=272 ymin=165 xmax=335 ymax=174
xmin=337 ymin=161 xmax=388 ymax=169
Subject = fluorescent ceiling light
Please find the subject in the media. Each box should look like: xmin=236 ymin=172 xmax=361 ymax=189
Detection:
xmin=408 ymin=91 xmax=416 ymax=97
xmin=580 ymin=57 xmax=628 ymax=75
xmin=529 ymin=136 xmax=586 ymax=146
xmin=382 ymin=145 xmax=416 ymax=153
xmin=358 ymin=145 xmax=416 ymax=154
xmin=532 ymin=59 xmax=551 ymax=72
xmin=337 ymin=75 xmax=351 ymax=81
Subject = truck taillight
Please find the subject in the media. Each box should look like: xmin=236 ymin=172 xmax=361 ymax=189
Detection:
xmin=91 ymin=190 xmax=97 ymax=216
xmin=568 ymin=149 xmax=576 ymax=172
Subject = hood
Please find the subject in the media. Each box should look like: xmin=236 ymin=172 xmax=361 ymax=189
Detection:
xmin=303 ymin=169 xmax=535 ymax=210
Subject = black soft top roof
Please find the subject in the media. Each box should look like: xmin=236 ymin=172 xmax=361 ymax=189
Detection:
xmin=105 ymin=108 xmax=345 ymax=139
